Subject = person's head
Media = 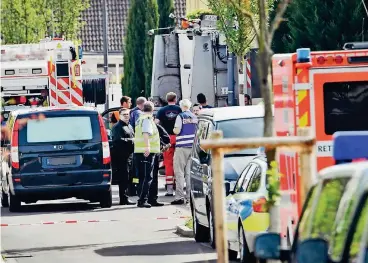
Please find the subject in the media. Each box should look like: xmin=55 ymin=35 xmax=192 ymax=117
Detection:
xmin=179 ymin=99 xmax=192 ymax=111
xmin=197 ymin=93 xmax=207 ymax=105
xmin=192 ymin=103 xmax=202 ymax=116
xmin=166 ymin=92 xmax=177 ymax=105
xmin=136 ymin=97 xmax=147 ymax=110
xmin=244 ymin=94 xmax=252 ymax=105
xmin=120 ymin=96 xmax=132 ymax=109
xmin=143 ymin=101 xmax=155 ymax=114
xmin=119 ymin=108 xmax=130 ymax=123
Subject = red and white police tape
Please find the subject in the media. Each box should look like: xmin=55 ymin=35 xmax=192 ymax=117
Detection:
xmin=1 ymin=216 xmax=190 ymax=227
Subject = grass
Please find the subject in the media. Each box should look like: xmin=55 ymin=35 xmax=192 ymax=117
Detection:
xmin=185 ymin=217 xmax=193 ymax=230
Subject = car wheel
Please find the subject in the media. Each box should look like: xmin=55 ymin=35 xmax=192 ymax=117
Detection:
xmin=239 ymin=225 xmax=256 ymax=263
xmin=228 ymin=249 xmax=238 ymax=260
xmin=8 ymin=190 xmax=21 ymax=212
xmin=100 ymin=190 xmax=112 ymax=208
xmin=191 ymin=201 xmax=209 ymax=242
xmin=209 ymin=208 xmax=216 ymax=248
xmin=1 ymin=188 xmax=9 ymax=207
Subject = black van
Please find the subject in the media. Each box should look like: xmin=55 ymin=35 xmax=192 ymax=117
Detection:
xmin=1 ymin=107 xmax=112 ymax=212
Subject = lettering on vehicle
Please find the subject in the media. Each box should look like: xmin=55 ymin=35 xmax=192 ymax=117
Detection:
xmin=316 ymin=141 xmax=333 ymax=157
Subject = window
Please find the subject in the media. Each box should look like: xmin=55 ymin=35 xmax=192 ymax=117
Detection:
xmin=309 ymin=177 xmax=352 ymax=242
xmin=298 ymin=186 xmax=317 ymax=241
xmin=234 ymin=165 xmax=252 ymax=193
xmin=5 ymin=70 xmax=15 ymax=75
xmin=25 ymin=116 xmax=93 ymax=143
xmin=323 ymin=81 xmax=368 ymax=135
xmin=246 ymin=167 xmax=262 ymax=192
xmin=348 ymin=196 xmax=368 ymax=263
xmin=236 ymin=164 xmax=256 ymax=193
xmin=56 ymin=63 xmax=69 ymax=77
xmin=217 ymin=117 xmax=265 ymax=155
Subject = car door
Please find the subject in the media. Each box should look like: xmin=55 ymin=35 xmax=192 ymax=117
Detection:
xmin=226 ymin=163 xmax=257 ymax=243
xmin=101 ymin=107 xmax=123 ymax=185
xmin=190 ymin=119 xmax=209 ymax=224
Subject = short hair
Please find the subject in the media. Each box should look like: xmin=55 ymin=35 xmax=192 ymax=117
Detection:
xmin=136 ymin=97 xmax=147 ymax=105
xmin=120 ymin=96 xmax=131 ymax=105
xmin=119 ymin=108 xmax=130 ymax=114
xmin=244 ymin=94 xmax=251 ymax=100
xmin=197 ymin=93 xmax=207 ymax=104
xmin=166 ymin=92 xmax=177 ymax=102
xmin=143 ymin=101 xmax=154 ymax=112
xmin=179 ymin=99 xmax=192 ymax=109
xmin=193 ymin=103 xmax=202 ymax=109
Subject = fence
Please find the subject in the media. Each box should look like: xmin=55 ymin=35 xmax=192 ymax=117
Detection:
xmin=200 ymin=128 xmax=315 ymax=263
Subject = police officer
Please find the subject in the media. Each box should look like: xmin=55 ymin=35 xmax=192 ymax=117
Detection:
xmin=171 ymin=99 xmax=198 ymax=205
xmin=134 ymin=101 xmax=161 ymax=208
xmin=111 ymin=108 xmax=135 ymax=205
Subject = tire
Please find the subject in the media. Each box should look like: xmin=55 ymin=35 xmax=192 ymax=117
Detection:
xmin=209 ymin=208 xmax=216 ymax=248
xmin=9 ymin=192 xmax=21 ymax=212
xmin=228 ymin=249 xmax=238 ymax=260
xmin=1 ymin=189 xmax=9 ymax=207
xmin=239 ymin=225 xmax=256 ymax=263
xmin=100 ymin=190 xmax=112 ymax=208
xmin=191 ymin=202 xmax=210 ymax=242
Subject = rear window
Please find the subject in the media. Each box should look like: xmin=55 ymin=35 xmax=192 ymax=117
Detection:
xmin=18 ymin=114 xmax=100 ymax=145
xmin=324 ymin=81 xmax=368 ymax=135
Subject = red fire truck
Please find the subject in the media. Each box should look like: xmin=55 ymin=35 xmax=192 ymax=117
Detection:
xmin=272 ymin=42 xmax=368 ymax=243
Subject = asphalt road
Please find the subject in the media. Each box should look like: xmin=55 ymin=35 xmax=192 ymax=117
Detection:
xmin=1 ymin=177 xmax=221 ymax=263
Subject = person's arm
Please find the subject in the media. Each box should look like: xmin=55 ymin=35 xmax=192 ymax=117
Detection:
xmin=173 ymin=115 xmax=182 ymax=135
xmin=155 ymin=109 xmax=162 ymax=124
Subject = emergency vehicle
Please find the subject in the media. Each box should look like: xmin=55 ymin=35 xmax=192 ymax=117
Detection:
xmin=272 ymin=42 xmax=368 ymax=243
xmin=1 ymin=38 xmax=84 ymax=112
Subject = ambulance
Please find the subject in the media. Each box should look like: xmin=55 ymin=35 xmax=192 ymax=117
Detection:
xmin=1 ymin=38 xmax=84 ymax=117
xmin=272 ymin=42 xmax=368 ymax=243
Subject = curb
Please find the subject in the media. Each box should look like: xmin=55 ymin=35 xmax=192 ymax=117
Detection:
xmin=176 ymin=225 xmax=194 ymax=238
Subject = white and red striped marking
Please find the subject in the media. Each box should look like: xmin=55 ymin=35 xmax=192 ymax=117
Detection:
xmin=1 ymin=216 xmax=190 ymax=227
xmin=246 ymin=59 xmax=251 ymax=91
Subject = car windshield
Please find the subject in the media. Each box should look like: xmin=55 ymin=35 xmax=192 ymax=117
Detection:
xmin=24 ymin=116 xmax=93 ymax=144
xmin=217 ymin=117 xmax=264 ymax=155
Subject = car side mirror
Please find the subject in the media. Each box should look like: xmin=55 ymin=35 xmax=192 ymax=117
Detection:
xmin=199 ymin=150 xmax=209 ymax=164
xmin=184 ymin=64 xmax=191 ymax=69
xmin=225 ymin=181 xmax=231 ymax=196
xmin=296 ymin=238 xmax=329 ymax=263
xmin=254 ymin=233 xmax=282 ymax=260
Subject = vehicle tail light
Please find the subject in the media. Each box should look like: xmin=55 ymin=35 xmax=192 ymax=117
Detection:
xmin=98 ymin=115 xmax=110 ymax=164
xmin=335 ymin=55 xmax=343 ymax=64
xmin=11 ymin=120 xmax=20 ymax=169
xmin=317 ymin=56 xmax=326 ymax=65
xmin=252 ymin=197 xmax=267 ymax=213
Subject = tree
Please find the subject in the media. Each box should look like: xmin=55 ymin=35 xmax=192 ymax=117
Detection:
xmin=157 ymin=0 xmax=174 ymax=29
xmin=123 ymin=0 xmax=159 ymax=102
xmin=285 ymin=0 xmax=368 ymax=51
xmin=1 ymin=0 xmax=89 ymax=44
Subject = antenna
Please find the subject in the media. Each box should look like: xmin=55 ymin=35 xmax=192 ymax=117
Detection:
xmin=363 ymin=0 xmax=368 ymax=17
xmin=363 ymin=18 xmax=365 ymax=42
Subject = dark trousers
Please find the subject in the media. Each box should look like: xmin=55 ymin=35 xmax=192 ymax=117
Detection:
xmin=135 ymin=153 xmax=156 ymax=204
xmin=117 ymin=156 xmax=132 ymax=203
xmin=148 ymin=154 xmax=160 ymax=203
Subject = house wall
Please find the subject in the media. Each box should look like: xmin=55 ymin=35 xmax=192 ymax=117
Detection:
xmin=186 ymin=0 xmax=209 ymax=13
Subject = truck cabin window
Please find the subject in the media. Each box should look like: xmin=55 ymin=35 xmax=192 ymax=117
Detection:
xmin=324 ymin=81 xmax=368 ymax=135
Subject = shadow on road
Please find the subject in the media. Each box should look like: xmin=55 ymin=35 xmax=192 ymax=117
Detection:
xmin=94 ymin=240 xmax=213 ymax=256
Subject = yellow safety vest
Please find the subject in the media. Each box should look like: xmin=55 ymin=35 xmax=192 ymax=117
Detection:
xmin=134 ymin=114 xmax=160 ymax=153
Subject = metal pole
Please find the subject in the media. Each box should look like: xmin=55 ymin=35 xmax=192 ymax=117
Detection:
xmin=227 ymin=52 xmax=234 ymax=106
xmin=102 ymin=0 xmax=109 ymax=110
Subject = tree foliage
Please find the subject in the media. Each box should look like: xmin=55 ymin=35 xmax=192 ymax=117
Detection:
xmin=1 ymin=0 xmax=89 ymax=44
xmin=186 ymin=8 xmax=214 ymax=20
xmin=157 ymin=0 xmax=174 ymax=29
xmin=122 ymin=0 xmax=159 ymax=103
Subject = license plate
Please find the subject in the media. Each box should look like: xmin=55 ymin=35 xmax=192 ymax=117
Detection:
xmin=203 ymin=15 xmax=217 ymax=21
xmin=47 ymin=156 xmax=76 ymax=165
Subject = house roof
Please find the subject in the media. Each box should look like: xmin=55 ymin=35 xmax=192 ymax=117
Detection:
xmin=79 ymin=0 xmax=186 ymax=53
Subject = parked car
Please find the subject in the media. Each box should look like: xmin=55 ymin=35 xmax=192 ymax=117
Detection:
xmin=226 ymin=155 xmax=269 ymax=262
xmin=1 ymin=107 xmax=112 ymax=212
xmin=190 ymin=105 xmax=272 ymax=248
xmin=254 ymin=131 xmax=368 ymax=263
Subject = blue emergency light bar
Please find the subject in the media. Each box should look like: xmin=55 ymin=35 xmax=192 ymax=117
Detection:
xmin=296 ymin=48 xmax=311 ymax=63
xmin=333 ymin=131 xmax=368 ymax=163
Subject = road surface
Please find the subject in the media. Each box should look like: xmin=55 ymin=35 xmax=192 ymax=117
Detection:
xmin=1 ymin=177 xmax=221 ymax=263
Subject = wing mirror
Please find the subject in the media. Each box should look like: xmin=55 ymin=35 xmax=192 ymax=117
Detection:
xmin=296 ymin=238 xmax=329 ymax=263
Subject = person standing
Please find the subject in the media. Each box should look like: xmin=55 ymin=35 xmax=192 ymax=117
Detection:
xmin=192 ymin=103 xmax=202 ymax=116
xmin=134 ymin=101 xmax=161 ymax=208
xmin=148 ymin=122 xmax=171 ymax=207
xmin=111 ymin=108 xmax=136 ymax=205
xmin=171 ymin=99 xmax=198 ymax=205
xmin=244 ymin=94 xmax=252 ymax=105
xmin=130 ymin=97 xmax=147 ymax=130
xmin=155 ymin=92 xmax=182 ymax=196
xmin=197 ymin=93 xmax=213 ymax=109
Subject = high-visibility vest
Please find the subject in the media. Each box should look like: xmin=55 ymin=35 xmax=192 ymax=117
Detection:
xmin=134 ymin=114 xmax=160 ymax=153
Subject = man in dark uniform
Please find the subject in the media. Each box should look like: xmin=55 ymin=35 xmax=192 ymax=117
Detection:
xmin=111 ymin=108 xmax=135 ymax=205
